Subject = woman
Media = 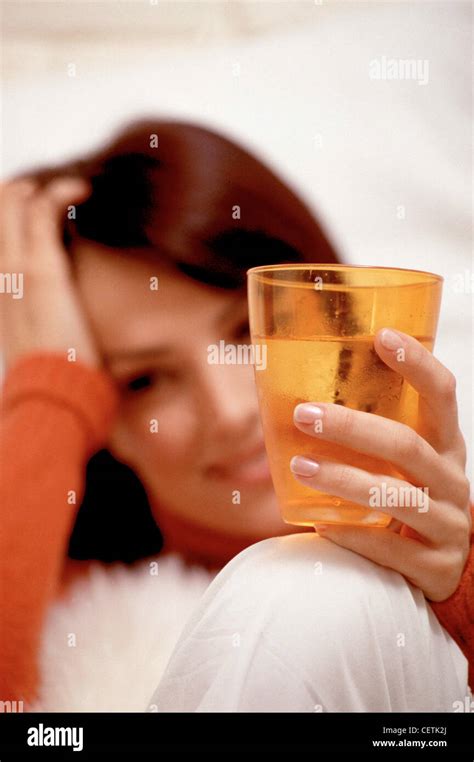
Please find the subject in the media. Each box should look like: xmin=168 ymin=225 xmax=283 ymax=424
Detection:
xmin=0 ymin=119 xmax=472 ymax=712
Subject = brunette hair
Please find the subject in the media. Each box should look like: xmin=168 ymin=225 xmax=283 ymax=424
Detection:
xmin=34 ymin=118 xmax=339 ymax=285
xmin=31 ymin=118 xmax=341 ymax=563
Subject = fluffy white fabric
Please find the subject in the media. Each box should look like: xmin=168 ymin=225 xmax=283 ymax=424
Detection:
xmin=29 ymin=555 xmax=214 ymax=712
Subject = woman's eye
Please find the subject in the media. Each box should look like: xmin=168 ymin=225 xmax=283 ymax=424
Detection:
xmin=126 ymin=374 xmax=154 ymax=393
xmin=233 ymin=319 xmax=250 ymax=340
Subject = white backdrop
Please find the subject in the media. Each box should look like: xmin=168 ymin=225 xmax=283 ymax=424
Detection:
xmin=2 ymin=0 xmax=473 ymax=477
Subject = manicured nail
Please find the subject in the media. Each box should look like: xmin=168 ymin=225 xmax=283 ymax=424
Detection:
xmin=294 ymin=404 xmax=324 ymax=424
xmin=314 ymin=524 xmax=328 ymax=534
xmin=290 ymin=455 xmax=320 ymax=477
xmin=51 ymin=177 xmax=91 ymax=195
xmin=379 ymin=328 xmax=404 ymax=351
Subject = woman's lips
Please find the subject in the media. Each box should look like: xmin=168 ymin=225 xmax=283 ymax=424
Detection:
xmin=206 ymin=445 xmax=273 ymax=486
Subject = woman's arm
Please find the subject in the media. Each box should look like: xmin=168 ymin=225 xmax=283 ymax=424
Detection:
xmin=0 ymin=177 xmax=119 ymax=706
xmin=430 ymin=516 xmax=474 ymax=688
xmin=0 ymin=354 xmax=119 ymax=707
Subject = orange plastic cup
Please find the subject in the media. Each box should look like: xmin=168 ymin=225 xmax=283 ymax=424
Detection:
xmin=247 ymin=264 xmax=443 ymax=527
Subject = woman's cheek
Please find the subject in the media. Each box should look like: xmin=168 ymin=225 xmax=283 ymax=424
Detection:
xmin=109 ymin=394 xmax=196 ymax=474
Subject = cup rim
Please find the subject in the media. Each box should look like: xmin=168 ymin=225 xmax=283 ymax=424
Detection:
xmin=246 ymin=262 xmax=443 ymax=287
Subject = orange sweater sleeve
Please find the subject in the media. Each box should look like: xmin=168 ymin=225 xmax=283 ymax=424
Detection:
xmin=0 ymin=353 xmax=119 ymax=708
xmin=430 ymin=505 xmax=474 ymax=690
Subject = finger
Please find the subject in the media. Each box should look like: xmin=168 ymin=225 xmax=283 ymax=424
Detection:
xmin=388 ymin=519 xmax=404 ymax=533
xmin=0 ymin=179 xmax=38 ymax=268
xmin=41 ymin=176 xmax=91 ymax=208
xmin=311 ymin=524 xmax=439 ymax=597
xmin=292 ymin=402 xmax=464 ymax=502
xmin=25 ymin=177 xmax=91 ymax=258
xmin=290 ymin=456 xmax=441 ymax=542
xmin=373 ymin=328 xmax=462 ymax=455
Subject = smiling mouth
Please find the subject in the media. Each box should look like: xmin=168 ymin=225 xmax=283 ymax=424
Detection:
xmin=206 ymin=445 xmax=273 ymax=486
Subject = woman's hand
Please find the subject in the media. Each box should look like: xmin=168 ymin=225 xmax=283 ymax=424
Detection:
xmin=290 ymin=328 xmax=472 ymax=602
xmin=0 ymin=176 xmax=99 ymax=370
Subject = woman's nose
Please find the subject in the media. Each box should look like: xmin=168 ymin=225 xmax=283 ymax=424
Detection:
xmin=194 ymin=361 xmax=260 ymax=437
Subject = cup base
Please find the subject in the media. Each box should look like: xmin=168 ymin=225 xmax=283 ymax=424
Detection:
xmin=281 ymin=503 xmax=391 ymax=528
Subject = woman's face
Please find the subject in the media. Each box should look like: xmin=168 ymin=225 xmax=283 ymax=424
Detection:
xmin=73 ymin=241 xmax=295 ymax=540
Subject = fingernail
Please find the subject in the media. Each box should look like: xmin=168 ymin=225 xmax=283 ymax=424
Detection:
xmin=54 ymin=176 xmax=89 ymax=191
xmin=294 ymin=404 xmax=324 ymax=424
xmin=290 ymin=456 xmax=320 ymax=477
xmin=314 ymin=524 xmax=328 ymax=534
xmin=379 ymin=328 xmax=404 ymax=351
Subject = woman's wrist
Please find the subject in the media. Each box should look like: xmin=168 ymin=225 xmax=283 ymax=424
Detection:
xmin=2 ymin=352 xmax=119 ymax=454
